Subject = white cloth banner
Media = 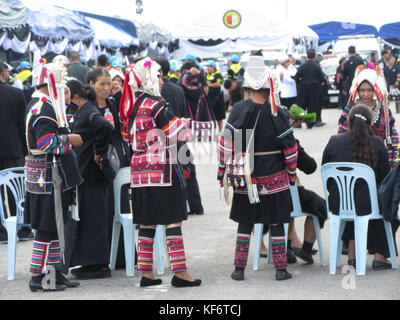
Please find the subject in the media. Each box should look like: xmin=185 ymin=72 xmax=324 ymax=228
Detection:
xmin=2 ymin=31 xmax=31 ymax=54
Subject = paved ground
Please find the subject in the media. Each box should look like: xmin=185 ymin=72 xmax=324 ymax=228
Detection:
xmin=1 ymin=104 xmax=400 ymax=301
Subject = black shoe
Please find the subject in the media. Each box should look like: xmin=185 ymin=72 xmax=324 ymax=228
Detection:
xmin=140 ymin=276 xmax=162 ymax=287
xmin=275 ymin=269 xmax=292 ymax=281
xmin=295 ymin=248 xmax=314 ymax=264
xmin=188 ymin=211 xmax=204 ymax=215
xmin=29 ymin=274 xmax=66 ymax=292
xmin=292 ymin=247 xmax=301 ymax=255
xmin=372 ymin=260 xmax=393 ymax=270
xmin=286 ymin=249 xmax=297 ymax=264
xmin=171 ymin=275 xmax=202 ymax=287
xmin=347 ymin=259 xmax=356 ymax=268
xmin=70 ymin=266 xmax=84 ymax=276
xmin=17 ymin=228 xmax=34 ymax=241
xmin=76 ymin=267 xmax=111 ymax=280
xmin=312 ymin=248 xmax=318 ymax=255
xmin=231 ymin=270 xmax=245 ymax=281
xmin=56 ymin=271 xmax=80 ymax=288
xmin=314 ymin=121 xmax=327 ymax=127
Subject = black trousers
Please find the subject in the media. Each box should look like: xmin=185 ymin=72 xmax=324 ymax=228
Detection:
xmin=186 ymin=163 xmax=204 ymax=213
xmin=280 ymin=97 xmax=297 ymax=110
xmin=297 ymin=84 xmax=322 ymax=126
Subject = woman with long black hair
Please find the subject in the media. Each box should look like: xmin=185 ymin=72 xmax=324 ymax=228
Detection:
xmin=64 ymin=79 xmax=114 ymax=279
xmin=323 ymin=104 xmax=396 ymax=270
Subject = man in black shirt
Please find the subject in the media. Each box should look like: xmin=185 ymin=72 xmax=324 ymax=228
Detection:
xmin=294 ymin=49 xmax=326 ymax=129
xmin=343 ymin=46 xmax=365 ymax=102
xmin=0 ymin=59 xmax=33 ymax=243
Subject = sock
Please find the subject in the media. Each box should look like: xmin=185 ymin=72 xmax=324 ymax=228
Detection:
xmin=47 ymin=240 xmax=62 ymax=272
xmin=137 ymin=228 xmax=156 ymax=273
xmin=166 ymin=227 xmax=187 ymax=273
xmin=30 ymin=241 xmax=50 ymax=275
xmin=234 ymin=233 xmax=251 ymax=270
xmin=302 ymin=241 xmax=313 ymax=255
xmin=270 ymin=225 xmax=288 ymax=271
xmin=287 ymin=240 xmax=293 ymax=251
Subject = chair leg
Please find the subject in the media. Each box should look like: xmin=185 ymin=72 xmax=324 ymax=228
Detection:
xmin=122 ymin=223 xmax=135 ymax=277
xmin=283 ymin=223 xmax=289 ymax=248
xmin=383 ymin=221 xmax=398 ymax=270
xmin=354 ymin=217 xmax=369 ymax=276
xmin=109 ymin=218 xmax=121 ymax=271
xmin=6 ymin=222 xmax=17 ymax=280
xmin=154 ymin=225 xmax=165 ymax=275
xmin=336 ymin=220 xmax=346 ymax=268
xmin=329 ymin=215 xmax=342 ymax=275
xmin=253 ymin=224 xmax=263 ymax=270
xmin=312 ymin=215 xmax=325 ymax=266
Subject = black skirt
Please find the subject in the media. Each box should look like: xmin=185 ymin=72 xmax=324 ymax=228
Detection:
xmin=25 ymin=190 xmax=70 ymax=233
xmin=132 ymin=167 xmax=188 ymax=225
xmin=64 ymin=181 xmax=112 ymax=268
xmin=230 ymin=189 xmax=292 ymax=225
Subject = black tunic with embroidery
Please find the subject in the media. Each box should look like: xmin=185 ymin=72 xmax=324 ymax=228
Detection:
xmin=24 ymin=97 xmax=72 ymax=232
xmin=218 ymin=100 xmax=298 ymax=225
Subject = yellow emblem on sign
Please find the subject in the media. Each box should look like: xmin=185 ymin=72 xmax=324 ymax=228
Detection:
xmin=223 ymin=10 xmax=241 ymax=29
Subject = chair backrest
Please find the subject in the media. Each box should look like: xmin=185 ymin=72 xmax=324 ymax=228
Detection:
xmin=321 ymin=162 xmax=380 ymax=219
xmin=289 ymin=184 xmax=305 ymax=217
xmin=0 ymin=167 xmax=26 ymax=225
xmin=113 ymin=167 xmax=131 ymax=218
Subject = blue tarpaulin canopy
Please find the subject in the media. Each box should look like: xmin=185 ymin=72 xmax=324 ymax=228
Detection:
xmin=379 ymin=22 xmax=400 ymax=40
xmin=309 ymin=21 xmax=378 ymax=42
xmin=25 ymin=3 xmax=94 ymax=41
xmin=79 ymin=12 xmax=137 ymax=39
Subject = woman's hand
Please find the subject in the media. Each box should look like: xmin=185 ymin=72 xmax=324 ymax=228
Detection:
xmin=69 ymin=134 xmax=83 ymax=147
xmin=94 ymin=154 xmax=102 ymax=168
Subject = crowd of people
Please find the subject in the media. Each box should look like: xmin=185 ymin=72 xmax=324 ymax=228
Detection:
xmin=0 ymin=44 xmax=399 ymax=293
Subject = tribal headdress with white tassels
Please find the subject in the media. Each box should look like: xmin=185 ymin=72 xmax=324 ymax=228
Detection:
xmin=348 ymin=64 xmax=391 ymax=144
xmin=243 ymin=55 xmax=278 ymax=116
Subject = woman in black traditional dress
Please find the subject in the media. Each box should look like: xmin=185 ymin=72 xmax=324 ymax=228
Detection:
xmin=323 ymin=104 xmax=396 ymax=270
xmin=25 ymin=62 xmax=82 ymax=292
xmin=120 ymin=57 xmax=201 ymax=288
xmin=218 ymin=54 xmax=298 ymax=281
xmin=64 ymin=79 xmax=114 ymax=279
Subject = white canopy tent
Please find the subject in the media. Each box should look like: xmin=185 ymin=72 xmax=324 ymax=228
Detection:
xmin=170 ymin=9 xmax=318 ymax=59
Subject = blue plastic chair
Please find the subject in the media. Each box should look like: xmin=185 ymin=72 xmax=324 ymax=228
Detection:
xmin=289 ymin=184 xmax=326 ymax=266
xmin=110 ymin=167 xmax=167 ymax=276
xmin=0 ymin=167 xmax=29 ymax=280
xmin=321 ymin=162 xmax=398 ymax=276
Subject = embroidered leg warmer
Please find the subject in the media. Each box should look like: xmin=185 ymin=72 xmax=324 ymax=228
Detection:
xmin=30 ymin=241 xmax=50 ymax=275
xmin=166 ymin=227 xmax=187 ymax=273
xmin=234 ymin=223 xmax=252 ymax=271
xmin=270 ymin=224 xmax=288 ymax=270
xmin=47 ymin=240 xmax=62 ymax=272
xmin=137 ymin=228 xmax=156 ymax=273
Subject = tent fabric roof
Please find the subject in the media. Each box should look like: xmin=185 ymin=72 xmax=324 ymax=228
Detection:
xmin=24 ymin=2 xmax=94 ymax=41
xmin=379 ymin=22 xmax=400 ymax=40
xmin=0 ymin=0 xmax=28 ymax=30
xmin=172 ymin=9 xmax=318 ymax=42
xmin=309 ymin=21 xmax=378 ymax=42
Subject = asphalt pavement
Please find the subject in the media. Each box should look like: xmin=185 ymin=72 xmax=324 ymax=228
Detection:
xmin=1 ymin=105 xmax=400 ymax=301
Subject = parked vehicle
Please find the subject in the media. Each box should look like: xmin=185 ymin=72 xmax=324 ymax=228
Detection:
xmin=320 ymin=57 xmax=340 ymax=107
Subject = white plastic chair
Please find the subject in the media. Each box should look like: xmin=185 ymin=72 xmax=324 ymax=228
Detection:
xmin=110 ymin=167 xmax=167 ymax=276
xmin=0 ymin=167 xmax=29 ymax=280
xmin=321 ymin=162 xmax=398 ymax=276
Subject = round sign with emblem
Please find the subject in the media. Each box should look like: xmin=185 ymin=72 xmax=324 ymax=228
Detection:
xmin=223 ymin=10 xmax=241 ymax=29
